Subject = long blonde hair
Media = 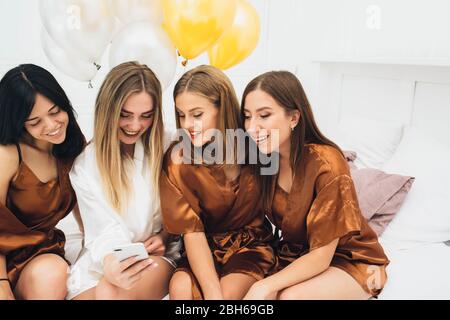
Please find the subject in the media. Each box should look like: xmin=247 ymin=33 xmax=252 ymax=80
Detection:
xmin=94 ymin=61 xmax=164 ymax=213
xmin=173 ymin=65 xmax=242 ymax=163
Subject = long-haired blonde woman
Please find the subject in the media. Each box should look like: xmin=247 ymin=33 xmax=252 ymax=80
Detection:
xmin=241 ymin=71 xmax=389 ymax=300
xmin=67 ymin=62 xmax=180 ymax=300
xmin=160 ymin=65 xmax=276 ymax=300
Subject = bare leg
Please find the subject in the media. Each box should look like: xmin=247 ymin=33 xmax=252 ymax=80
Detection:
xmin=278 ymin=267 xmax=371 ymax=300
xmin=14 ymin=254 xmax=69 ymax=300
xmin=220 ymin=273 xmax=258 ymax=300
xmin=73 ymin=256 xmax=173 ymax=300
xmin=169 ymin=271 xmax=194 ymax=300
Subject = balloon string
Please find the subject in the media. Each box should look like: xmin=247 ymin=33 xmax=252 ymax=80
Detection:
xmin=177 ymin=50 xmax=188 ymax=67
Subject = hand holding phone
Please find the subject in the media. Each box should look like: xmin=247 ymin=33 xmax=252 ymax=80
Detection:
xmin=113 ymin=243 xmax=149 ymax=262
xmin=103 ymin=243 xmax=156 ymax=290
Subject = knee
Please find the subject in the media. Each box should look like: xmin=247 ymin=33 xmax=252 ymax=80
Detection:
xmin=34 ymin=256 xmax=67 ymax=280
xmin=169 ymin=272 xmax=192 ymax=299
xmin=26 ymin=255 xmax=69 ymax=298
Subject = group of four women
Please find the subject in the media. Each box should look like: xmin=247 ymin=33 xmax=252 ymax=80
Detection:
xmin=0 ymin=62 xmax=389 ymax=300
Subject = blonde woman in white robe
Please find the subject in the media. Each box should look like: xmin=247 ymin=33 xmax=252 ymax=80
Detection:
xmin=67 ymin=62 xmax=180 ymax=300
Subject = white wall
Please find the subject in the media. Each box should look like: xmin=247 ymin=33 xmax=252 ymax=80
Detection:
xmin=1 ymin=0 xmax=449 ymax=140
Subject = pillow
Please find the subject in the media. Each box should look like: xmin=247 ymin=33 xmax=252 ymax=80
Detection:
xmin=381 ymin=126 xmax=450 ymax=245
xmin=344 ymin=151 xmax=415 ymax=236
xmin=333 ymin=116 xmax=404 ymax=169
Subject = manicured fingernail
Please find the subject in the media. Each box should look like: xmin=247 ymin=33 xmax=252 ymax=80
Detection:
xmin=153 ymin=263 xmax=159 ymax=268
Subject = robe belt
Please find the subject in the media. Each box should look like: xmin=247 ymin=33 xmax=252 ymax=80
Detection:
xmin=208 ymin=225 xmax=271 ymax=264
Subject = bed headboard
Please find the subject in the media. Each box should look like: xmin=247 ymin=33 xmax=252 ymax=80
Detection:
xmin=314 ymin=61 xmax=450 ymax=148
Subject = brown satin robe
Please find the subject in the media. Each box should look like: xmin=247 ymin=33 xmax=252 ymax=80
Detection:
xmin=270 ymin=144 xmax=390 ymax=297
xmin=0 ymin=155 xmax=76 ymax=288
xmin=160 ymin=144 xmax=276 ymax=300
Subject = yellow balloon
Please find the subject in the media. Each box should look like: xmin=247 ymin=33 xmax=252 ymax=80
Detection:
xmin=162 ymin=0 xmax=238 ymax=61
xmin=208 ymin=0 xmax=260 ymax=70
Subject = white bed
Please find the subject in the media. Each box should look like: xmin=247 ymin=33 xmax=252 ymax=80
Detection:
xmin=314 ymin=60 xmax=450 ymax=300
xmin=378 ymin=240 xmax=450 ymax=299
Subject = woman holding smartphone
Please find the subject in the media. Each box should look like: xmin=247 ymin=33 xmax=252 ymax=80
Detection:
xmin=160 ymin=65 xmax=275 ymax=300
xmin=241 ymin=71 xmax=389 ymax=300
xmin=0 ymin=64 xmax=85 ymax=300
xmin=67 ymin=62 xmax=180 ymax=300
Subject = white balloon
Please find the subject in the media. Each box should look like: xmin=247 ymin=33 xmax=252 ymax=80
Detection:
xmin=41 ymin=28 xmax=99 ymax=82
xmin=109 ymin=21 xmax=177 ymax=90
xmin=40 ymin=0 xmax=115 ymax=63
xmin=111 ymin=0 xmax=163 ymax=25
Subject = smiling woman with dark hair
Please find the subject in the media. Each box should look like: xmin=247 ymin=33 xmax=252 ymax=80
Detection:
xmin=0 ymin=64 xmax=85 ymax=300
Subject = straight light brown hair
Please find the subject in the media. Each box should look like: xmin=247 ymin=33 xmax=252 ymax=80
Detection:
xmin=173 ymin=65 xmax=242 ymax=164
xmin=94 ymin=61 xmax=164 ymax=213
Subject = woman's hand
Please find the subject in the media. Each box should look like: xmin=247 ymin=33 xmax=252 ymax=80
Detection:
xmin=102 ymin=253 xmax=156 ymax=290
xmin=0 ymin=281 xmax=15 ymax=300
xmin=243 ymin=280 xmax=277 ymax=300
xmin=144 ymin=232 xmax=167 ymax=256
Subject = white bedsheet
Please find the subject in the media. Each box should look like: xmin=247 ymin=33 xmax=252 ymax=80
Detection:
xmin=378 ymin=238 xmax=450 ymax=300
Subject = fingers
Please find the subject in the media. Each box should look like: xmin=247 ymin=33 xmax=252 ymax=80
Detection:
xmin=146 ymin=242 xmax=164 ymax=254
xmin=114 ymin=258 xmax=157 ymax=290
xmin=154 ymin=246 xmax=166 ymax=256
xmin=145 ymin=242 xmax=155 ymax=253
xmin=144 ymin=237 xmax=155 ymax=248
xmin=118 ymin=256 xmax=140 ymax=272
xmin=126 ymin=259 xmax=161 ymax=289
xmin=123 ymin=258 xmax=156 ymax=279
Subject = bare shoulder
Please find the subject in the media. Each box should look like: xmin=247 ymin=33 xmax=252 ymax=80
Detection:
xmin=0 ymin=145 xmax=19 ymax=193
xmin=0 ymin=145 xmax=19 ymax=174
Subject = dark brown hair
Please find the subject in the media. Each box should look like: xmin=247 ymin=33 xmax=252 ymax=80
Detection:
xmin=241 ymin=71 xmax=342 ymax=212
xmin=0 ymin=64 xmax=85 ymax=159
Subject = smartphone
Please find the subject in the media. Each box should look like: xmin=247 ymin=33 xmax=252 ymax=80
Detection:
xmin=113 ymin=243 xmax=149 ymax=262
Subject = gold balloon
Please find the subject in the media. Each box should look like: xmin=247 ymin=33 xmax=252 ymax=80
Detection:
xmin=162 ymin=0 xmax=238 ymax=61
xmin=208 ymin=0 xmax=260 ymax=70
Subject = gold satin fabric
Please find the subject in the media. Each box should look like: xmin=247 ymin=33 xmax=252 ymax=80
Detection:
xmin=270 ymin=144 xmax=390 ymax=297
xmin=160 ymin=144 xmax=276 ymax=300
xmin=0 ymin=158 xmax=76 ymax=288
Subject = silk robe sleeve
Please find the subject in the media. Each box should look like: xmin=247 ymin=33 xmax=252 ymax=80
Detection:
xmin=306 ymin=172 xmax=362 ymax=252
xmin=160 ymin=161 xmax=204 ymax=235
